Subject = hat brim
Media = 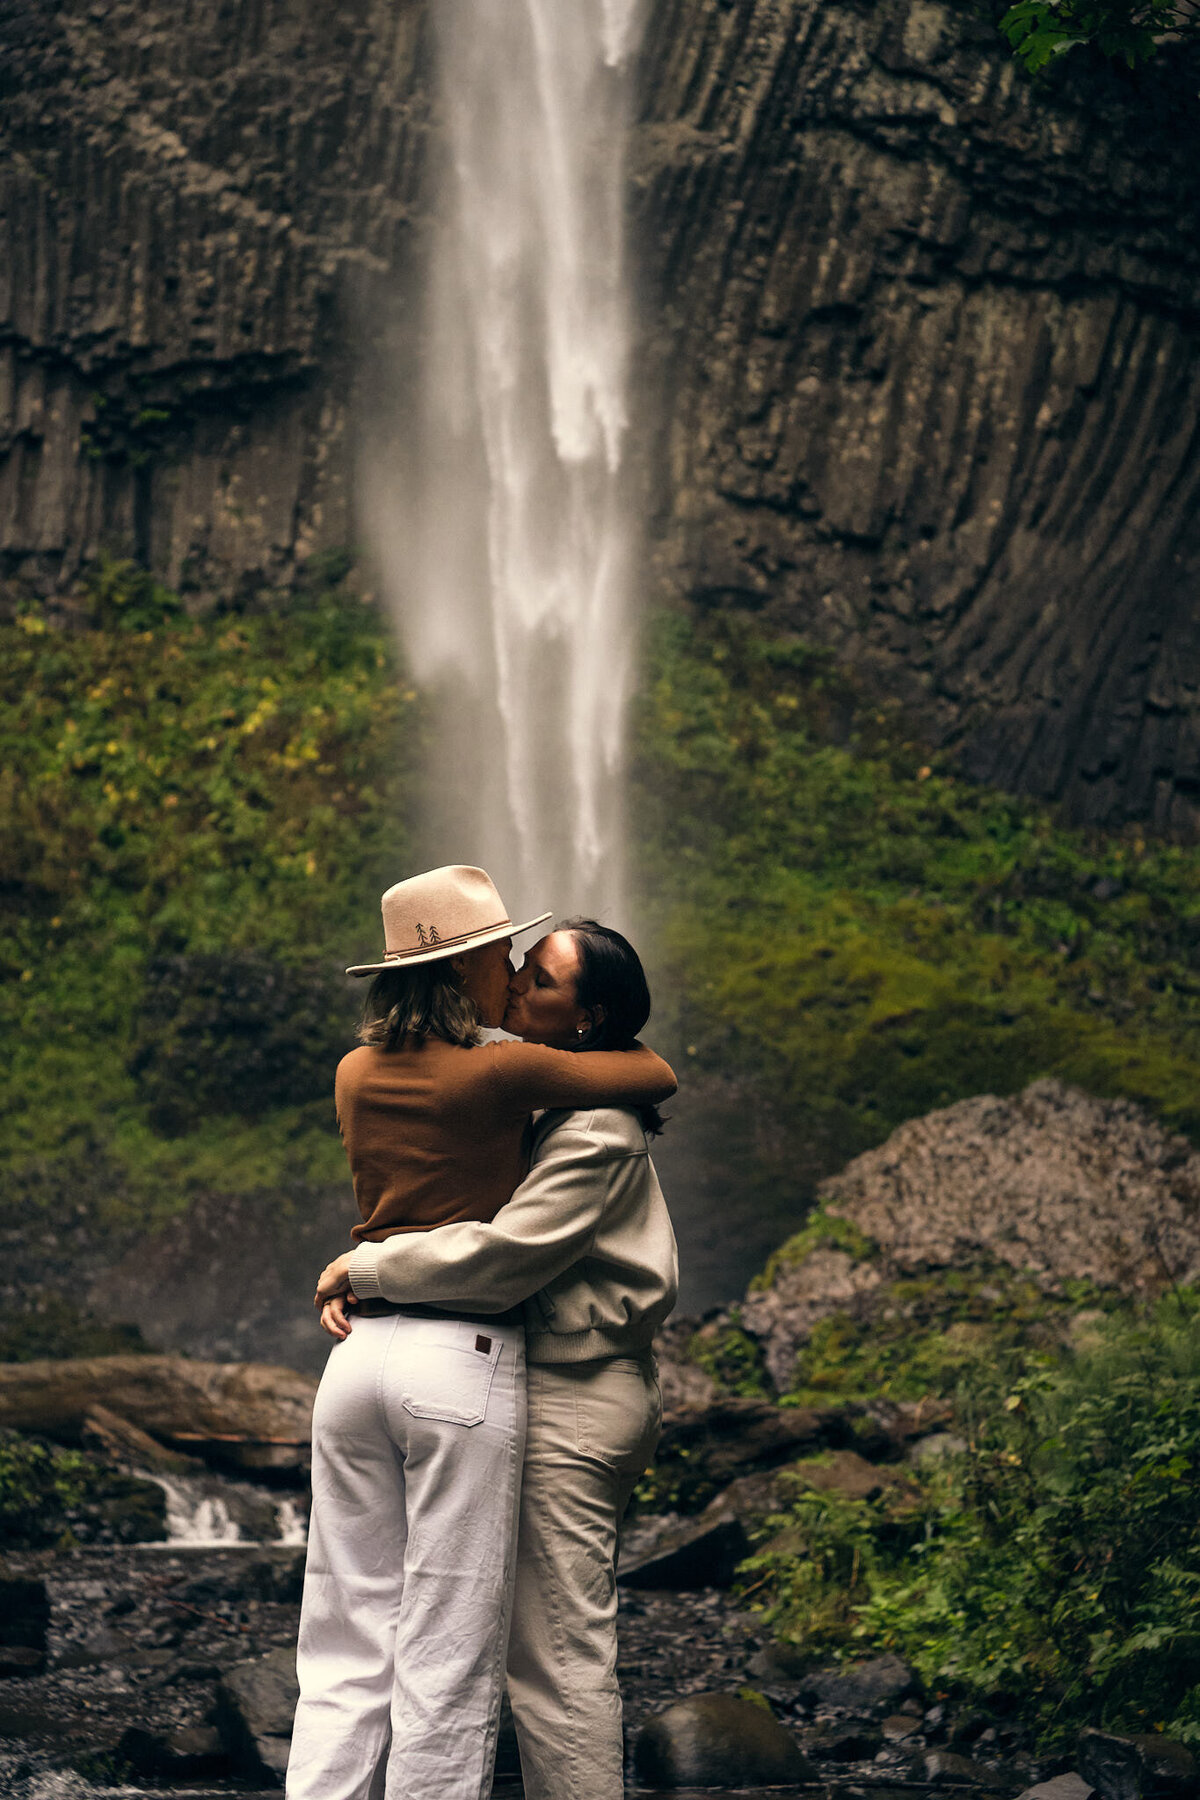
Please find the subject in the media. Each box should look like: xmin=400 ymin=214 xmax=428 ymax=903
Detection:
xmin=345 ymin=910 xmax=553 ymax=977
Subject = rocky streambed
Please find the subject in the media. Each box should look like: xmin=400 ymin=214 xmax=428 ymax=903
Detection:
xmin=5 ymin=1080 xmax=1200 ymax=1796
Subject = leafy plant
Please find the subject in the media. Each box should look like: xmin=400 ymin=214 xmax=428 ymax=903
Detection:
xmin=999 ymin=0 xmax=1200 ymax=71
xmin=0 ymin=1430 xmax=165 ymax=1547
xmin=741 ymin=1293 xmax=1200 ymax=1746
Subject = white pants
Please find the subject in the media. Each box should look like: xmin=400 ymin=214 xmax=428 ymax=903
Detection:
xmin=507 ymin=1355 xmax=662 ymax=1800
xmin=287 ymin=1312 xmax=526 ymax=1800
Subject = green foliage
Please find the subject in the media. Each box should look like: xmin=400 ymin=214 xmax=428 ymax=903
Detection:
xmin=86 ymin=553 xmax=181 ymax=631
xmin=751 ymin=1208 xmax=876 ymax=1293
xmin=635 ymin=615 xmax=1200 ymax=1205
xmin=0 ymin=1430 xmax=165 ymax=1548
xmin=686 ymin=1308 xmax=773 ymax=1400
xmin=779 ymin=1264 xmax=1112 ymax=1407
xmin=0 ymin=580 xmax=415 ymax=1225
xmin=999 ymin=0 xmax=1200 ymax=71
xmin=0 ymin=1295 xmax=148 ymax=1364
xmin=741 ymin=1294 xmax=1200 ymax=1745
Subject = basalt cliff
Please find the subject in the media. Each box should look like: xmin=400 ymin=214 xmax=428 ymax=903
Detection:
xmin=4 ymin=0 xmax=1200 ymax=830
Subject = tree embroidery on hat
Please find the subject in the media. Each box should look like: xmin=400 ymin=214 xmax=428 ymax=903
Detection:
xmin=415 ymin=923 xmax=441 ymax=947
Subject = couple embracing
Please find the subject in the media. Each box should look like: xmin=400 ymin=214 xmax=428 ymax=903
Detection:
xmin=286 ymin=865 xmax=679 ymax=1800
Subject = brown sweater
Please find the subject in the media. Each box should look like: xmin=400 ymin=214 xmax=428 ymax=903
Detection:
xmin=335 ymin=1036 xmax=677 ymax=1241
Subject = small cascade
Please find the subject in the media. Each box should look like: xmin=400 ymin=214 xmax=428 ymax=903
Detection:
xmin=151 ymin=1475 xmax=244 ymax=1548
xmin=142 ymin=1472 xmax=309 ymax=1550
xmin=274 ymin=1496 xmax=309 ymax=1548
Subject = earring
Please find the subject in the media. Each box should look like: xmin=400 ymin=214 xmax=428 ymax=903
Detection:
xmin=576 ymin=1025 xmax=587 ymax=1038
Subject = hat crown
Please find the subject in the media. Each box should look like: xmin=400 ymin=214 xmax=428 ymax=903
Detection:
xmin=380 ymin=865 xmax=511 ymax=961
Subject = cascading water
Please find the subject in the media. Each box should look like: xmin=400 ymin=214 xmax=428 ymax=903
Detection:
xmin=365 ymin=0 xmax=644 ymax=925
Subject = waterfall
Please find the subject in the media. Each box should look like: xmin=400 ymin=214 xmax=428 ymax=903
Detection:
xmin=365 ymin=0 xmax=643 ymax=926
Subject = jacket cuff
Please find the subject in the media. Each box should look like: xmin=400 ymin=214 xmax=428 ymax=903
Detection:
xmin=348 ymin=1243 xmax=385 ymax=1301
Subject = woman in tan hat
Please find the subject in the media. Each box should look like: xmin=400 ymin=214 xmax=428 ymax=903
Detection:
xmin=286 ymin=867 xmax=676 ymax=1800
xmin=317 ymin=916 xmax=679 ymax=1800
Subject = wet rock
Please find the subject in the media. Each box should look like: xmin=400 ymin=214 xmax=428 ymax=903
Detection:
xmin=0 ymin=1355 xmax=317 ymax=1475
xmin=883 ymin=1712 xmax=923 ymax=1743
xmin=634 ymin=1692 xmax=815 ymax=1789
xmin=922 ymin=1748 xmax=1012 ymax=1787
xmin=0 ymin=1575 xmax=49 ymax=1678
xmin=656 ymin=1396 xmax=843 ymax=1489
xmin=807 ymin=1725 xmax=884 ymax=1762
xmin=1078 ymin=1730 xmax=1198 ymax=1800
xmin=117 ymin=1723 xmax=230 ymax=1780
xmin=805 ymin=1653 xmax=917 ymax=1712
xmin=744 ymin=1640 xmax=813 ymax=1687
xmin=786 ymin=1448 xmax=918 ymax=1505
xmin=214 ymin=1646 xmax=298 ymax=1784
xmin=618 ymin=1506 xmax=749 ymax=1590
xmin=239 ymin=1551 xmax=307 ymax=1606
xmin=1017 ymin=1776 xmax=1097 ymax=1800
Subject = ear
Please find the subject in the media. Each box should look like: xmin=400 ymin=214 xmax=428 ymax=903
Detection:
xmin=583 ymin=1003 xmax=606 ymax=1032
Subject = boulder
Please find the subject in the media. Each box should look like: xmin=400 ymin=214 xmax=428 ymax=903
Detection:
xmin=883 ymin=1713 xmax=923 ymax=1743
xmin=117 ymin=1724 xmax=229 ymax=1781
xmin=921 ymin=1748 xmax=1013 ymax=1787
xmin=634 ymin=1692 xmax=816 ymax=1790
xmin=1017 ymin=1777 xmax=1097 ymax=1800
xmin=656 ymin=1395 xmax=844 ymax=1489
xmin=618 ymin=1506 xmax=749 ymax=1590
xmin=743 ymin=1082 xmax=1200 ymax=1389
xmin=1078 ymin=1731 xmax=1198 ymax=1800
xmin=0 ymin=1576 xmax=49 ymax=1678
xmin=804 ymin=1653 xmax=917 ymax=1712
xmin=785 ymin=1448 xmax=917 ymax=1505
xmin=807 ymin=1725 xmax=884 ymax=1762
xmin=215 ymin=1646 xmax=299 ymax=1784
xmin=0 ymin=1355 xmax=317 ymax=1474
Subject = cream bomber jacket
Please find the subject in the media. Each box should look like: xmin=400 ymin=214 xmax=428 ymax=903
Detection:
xmin=345 ymin=1106 xmax=679 ymax=1364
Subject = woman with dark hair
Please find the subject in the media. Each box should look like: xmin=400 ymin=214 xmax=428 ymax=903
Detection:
xmin=289 ymin=871 xmax=676 ymax=1800
xmin=317 ymin=916 xmax=678 ymax=1800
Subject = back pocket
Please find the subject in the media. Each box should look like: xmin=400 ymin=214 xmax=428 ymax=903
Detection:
xmin=400 ymin=1330 xmax=503 ymax=1427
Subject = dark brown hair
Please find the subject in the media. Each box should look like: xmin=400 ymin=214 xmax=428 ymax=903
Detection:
xmin=557 ymin=917 xmax=665 ymax=1135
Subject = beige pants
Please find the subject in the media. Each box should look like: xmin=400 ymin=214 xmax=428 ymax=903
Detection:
xmin=506 ymin=1354 xmax=662 ymax=1800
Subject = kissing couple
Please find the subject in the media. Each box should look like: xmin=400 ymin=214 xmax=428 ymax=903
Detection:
xmin=286 ymin=864 xmax=679 ymax=1800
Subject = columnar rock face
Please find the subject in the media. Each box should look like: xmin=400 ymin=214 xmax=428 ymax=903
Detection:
xmin=632 ymin=0 xmax=1200 ymax=832
xmin=4 ymin=0 xmax=1200 ymax=828
xmin=0 ymin=0 xmax=431 ymax=602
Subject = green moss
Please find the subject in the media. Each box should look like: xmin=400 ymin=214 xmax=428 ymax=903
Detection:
xmin=0 ymin=580 xmax=415 ymax=1228
xmin=0 ymin=1429 xmax=166 ymax=1547
xmin=776 ymin=1262 xmax=1116 ymax=1407
xmin=635 ymin=614 xmax=1200 ymax=1208
xmin=686 ymin=1308 xmax=772 ymax=1399
xmin=751 ymin=1208 xmax=876 ymax=1292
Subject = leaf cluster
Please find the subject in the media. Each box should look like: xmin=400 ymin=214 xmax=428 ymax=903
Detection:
xmin=741 ymin=1293 xmax=1200 ymax=1745
xmin=999 ymin=0 xmax=1200 ymax=71
xmin=0 ymin=1429 xmax=165 ymax=1548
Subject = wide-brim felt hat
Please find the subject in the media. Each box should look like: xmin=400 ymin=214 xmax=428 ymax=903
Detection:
xmin=346 ymin=864 xmax=551 ymax=976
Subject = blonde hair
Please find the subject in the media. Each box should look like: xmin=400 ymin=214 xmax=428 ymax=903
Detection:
xmin=357 ymin=962 xmax=481 ymax=1050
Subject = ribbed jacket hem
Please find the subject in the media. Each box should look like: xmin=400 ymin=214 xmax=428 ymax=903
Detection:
xmin=525 ymin=1321 xmax=658 ymax=1365
xmin=347 ymin=1243 xmax=385 ymax=1301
